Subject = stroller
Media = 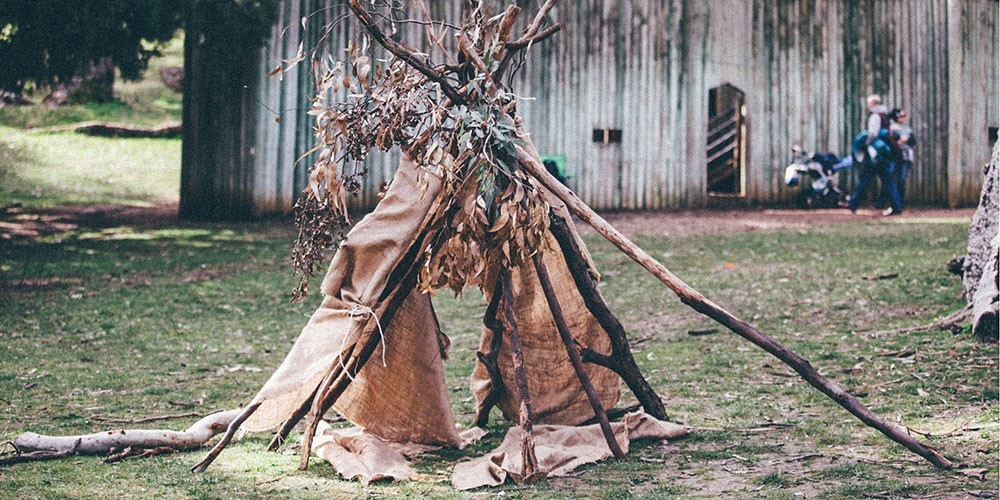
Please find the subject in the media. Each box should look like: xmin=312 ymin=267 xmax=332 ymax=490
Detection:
xmin=784 ymin=146 xmax=853 ymax=209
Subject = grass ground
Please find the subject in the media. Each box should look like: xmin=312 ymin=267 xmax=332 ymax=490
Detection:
xmin=0 ymin=36 xmax=183 ymax=211
xmin=1 ymin=206 xmax=996 ymax=498
xmin=0 ymin=34 xmax=996 ymax=498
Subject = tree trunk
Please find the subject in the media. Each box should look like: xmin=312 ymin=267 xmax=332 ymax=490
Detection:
xmin=179 ymin=4 xmax=266 ymax=221
xmin=43 ymin=57 xmax=116 ymax=107
xmin=963 ymin=141 xmax=1000 ymax=342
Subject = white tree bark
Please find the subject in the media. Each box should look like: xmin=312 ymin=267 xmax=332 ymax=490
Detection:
xmin=971 ymin=234 xmax=999 ymax=341
xmin=964 ymin=141 xmax=999 ymax=342
xmin=12 ymin=409 xmax=241 ymax=455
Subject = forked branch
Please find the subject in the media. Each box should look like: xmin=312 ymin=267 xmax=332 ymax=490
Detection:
xmin=347 ymin=0 xmax=466 ymax=105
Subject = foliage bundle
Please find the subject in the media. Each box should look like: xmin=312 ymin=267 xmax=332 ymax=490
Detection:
xmin=291 ymin=0 xmax=560 ymax=300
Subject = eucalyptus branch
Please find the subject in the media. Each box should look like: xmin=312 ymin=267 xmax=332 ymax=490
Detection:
xmin=508 ymin=23 xmax=562 ymax=50
xmin=347 ymin=0 xmax=466 ymax=105
xmin=414 ymin=0 xmax=460 ymax=67
xmin=522 ymin=0 xmax=557 ymax=39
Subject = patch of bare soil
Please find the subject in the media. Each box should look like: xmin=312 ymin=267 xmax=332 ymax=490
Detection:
xmin=580 ymin=207 xmax=976 ymax=238
xmin=660 ymin=431 xmax=990 ymax=498
xmin=0 ymin=202 xmax=180 ymax=239
xmin=1 ymin=203 xmax=974 ymax=241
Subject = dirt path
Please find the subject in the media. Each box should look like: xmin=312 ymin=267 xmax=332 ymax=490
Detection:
xmin=0 ymin=203 xmax=180 ymax=239
xmin=0 ymin=203 xmax=974 ymax=240
xmin=584 ymin=207 xmax=975 ymax=237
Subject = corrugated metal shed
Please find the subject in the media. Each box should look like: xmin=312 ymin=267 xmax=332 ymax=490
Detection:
xmin=242 ymin=0 xmax=998 ymax=214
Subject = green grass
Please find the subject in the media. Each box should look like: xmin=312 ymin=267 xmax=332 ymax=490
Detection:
xmin=0 ymin=127 xmax=180 ymax=209
xmin=0 ymin=34 xmax=183 ymax=211
xmin=1 ymin=213 xmax=996 ymax=498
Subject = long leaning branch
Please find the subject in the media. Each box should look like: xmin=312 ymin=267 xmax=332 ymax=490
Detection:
xmin=515 ymin=145 xmax=953 ymax=470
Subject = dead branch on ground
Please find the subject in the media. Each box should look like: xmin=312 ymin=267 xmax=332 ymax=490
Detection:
xmin=871 ymin=305 xmax=972 ymax=336
xmin=90 ymin=411 xmax=205 ymax=424
xmin=2 ymin=409 xmax=241 ymax=467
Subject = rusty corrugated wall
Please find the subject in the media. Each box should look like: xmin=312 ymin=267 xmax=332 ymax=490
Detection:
xmin=244 ymin=0 xmax=997 ymax=214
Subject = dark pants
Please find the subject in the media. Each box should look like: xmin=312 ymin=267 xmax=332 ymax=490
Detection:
xmin=849 ymin=159 xmax=893 ymax=211
xmin=893 ymin=160 xmax=911 ymax=210
xmin=877 ymin=160 xmax=909 ymax=212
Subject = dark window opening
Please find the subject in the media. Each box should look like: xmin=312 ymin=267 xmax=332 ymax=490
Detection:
xmin=592 ymin=128 xmax=622 ymax=144
xmin=989 ymin=126 xmax=998 ymax=146
xmin=707 ymin=84 xmax=746 ymax=196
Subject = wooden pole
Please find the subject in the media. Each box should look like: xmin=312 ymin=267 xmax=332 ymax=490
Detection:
xmin=548 ymin=214 xmax=668 ymax=420
xmin=474 ymin=277 xmax=509 ymax=427
xmin=517 ymin=146 xmax=953 ymax=470
xmin=532 ymin=255 xmax=626 ymax=460
xmin=497 ymin=267 xmax=541 ymax=480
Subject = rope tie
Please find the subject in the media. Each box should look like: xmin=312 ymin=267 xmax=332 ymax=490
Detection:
xmin=340 ymin=305 xmax=387 ymax=377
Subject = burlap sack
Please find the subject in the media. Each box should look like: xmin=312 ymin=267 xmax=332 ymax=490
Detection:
xmin=471 ymin=232 xmax=621 ymax=425
xmin=246 ymin=150 xmax=625 ymax=460
xmin=243 ymin=157 xmax=462 ymax=446
xmin=451 ymin=411 xmax=689 ymax=490
xmin=471 ymin=139 xmax=621 ymax=425
xmin=312 ymin=421 xmax=415 ymax=484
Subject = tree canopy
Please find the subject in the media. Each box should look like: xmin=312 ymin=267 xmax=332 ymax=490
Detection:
xmin=0 ymin=0 xmax=184 ymax=98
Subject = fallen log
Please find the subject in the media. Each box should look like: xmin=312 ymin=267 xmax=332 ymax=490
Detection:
xmin=73 ymin=121 xmax=182 ymax=138
xmin=7 ymin=408 xmax=241 ymax=463
xmin=28 ymin=121 xmax=182 ymax=138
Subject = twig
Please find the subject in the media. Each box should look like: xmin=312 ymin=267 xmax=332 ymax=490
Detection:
xmin=495 ymin=1 xmax=559 ymax=78
xmin=0 ymin=450 xmax=73 ymax=466
xmin=507 ymin=24 xmax=562 ymax=50
xmin=687 ymin=423 xmax=797 ymax=434
xmin=688 ymin=327 xmax=719 ymax=336
xmin=90 ymin=412 xmax=203 ymax=424
xmin=876 ymin=347 xmax=914 ymax=358
xmin=776 ymin=453 xmax=823 ymax=464
xmin=521 ymin=0 xmax=557 ymax=39
xmin=104 ymin=446 xmax=178 ymax=463
xmin=191 ymin=403 xmax=261 ymax=473
xmin=256 ymin=475 xmax=288 ymax=486
xmin=906 ymin=421 xmax=972 ymax=438
xmin=872 ymin=306 xmax=971 ymax=336
xmin=347 ymin=0 xmax=465 ymax=105
xmin=862 ymin=273 xmax=899 ymax=281
xmin=579 ymin=404 xmax=642 ymax=426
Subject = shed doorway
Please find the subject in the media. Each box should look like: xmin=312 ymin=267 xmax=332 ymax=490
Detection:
xmin=706 ymin=84 xmax=747 ymax=197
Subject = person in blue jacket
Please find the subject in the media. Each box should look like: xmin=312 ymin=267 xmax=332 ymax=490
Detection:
xmin=847 ymin=94 xmax=894 ymax=213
